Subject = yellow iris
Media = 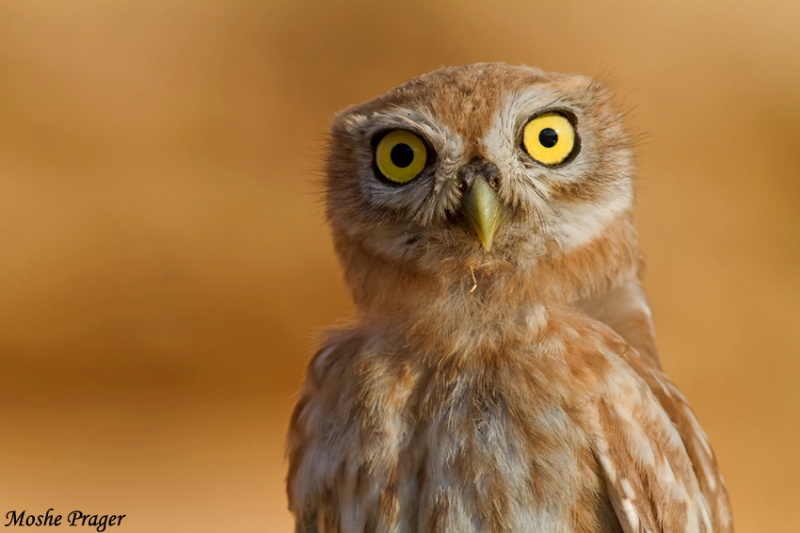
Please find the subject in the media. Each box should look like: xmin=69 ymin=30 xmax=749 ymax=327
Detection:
xmin=522 ymin=112 xmax=576 ymax=166
xmin=375 ymin=130 xmax=427 ymax=184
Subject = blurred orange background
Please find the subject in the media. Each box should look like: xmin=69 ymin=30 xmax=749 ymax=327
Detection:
xmin=0 ymin=1 xmax=798 ymax=531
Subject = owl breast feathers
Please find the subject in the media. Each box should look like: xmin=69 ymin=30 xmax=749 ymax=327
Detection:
xmin=286 ymin=63 xmax=733 ymax=533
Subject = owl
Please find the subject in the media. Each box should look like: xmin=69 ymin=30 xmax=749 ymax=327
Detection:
xmin=286 ymin=63 xmax=733 ymax=532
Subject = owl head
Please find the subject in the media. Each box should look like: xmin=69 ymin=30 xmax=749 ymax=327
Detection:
xmin=325 ymin=63 xmax=641 ymax=317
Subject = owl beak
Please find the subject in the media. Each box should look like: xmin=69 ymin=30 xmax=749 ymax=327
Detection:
xmin=460 ymin=178 xmax=505 ymax=252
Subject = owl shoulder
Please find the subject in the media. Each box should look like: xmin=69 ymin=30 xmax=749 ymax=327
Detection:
xmin=566 ymin=314 xmax=731 ymax=532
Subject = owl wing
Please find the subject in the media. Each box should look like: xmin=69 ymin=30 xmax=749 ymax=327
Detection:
xmin=576 ymin=280 xmax=661 ymax=369
xmin=591 ymin=350 xmax=733 ymax=533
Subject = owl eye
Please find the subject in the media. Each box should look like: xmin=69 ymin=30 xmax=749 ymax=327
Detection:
xmin=522 ymin=112 xmax=576 ymax=166
xmin=374 ymin=130 xmax=428 ymax=184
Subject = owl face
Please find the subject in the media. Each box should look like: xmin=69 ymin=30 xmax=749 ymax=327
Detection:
xmin=326 ymin=63 xmax=635 ymax=280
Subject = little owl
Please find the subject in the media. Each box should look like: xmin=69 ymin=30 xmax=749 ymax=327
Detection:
xmin=286 ymin=63 xmax=733 ymax=532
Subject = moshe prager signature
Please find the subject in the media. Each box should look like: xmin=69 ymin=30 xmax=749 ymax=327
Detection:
xmin=5 ymin=510 xmax=124 ymax=532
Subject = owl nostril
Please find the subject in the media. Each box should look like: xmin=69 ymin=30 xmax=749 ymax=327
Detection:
xmin=457 ymin=158 xmax=501 ymax=193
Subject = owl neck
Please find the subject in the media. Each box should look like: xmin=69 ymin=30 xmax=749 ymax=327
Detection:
xmin=335 ymin=214 xmax=642 ymax=339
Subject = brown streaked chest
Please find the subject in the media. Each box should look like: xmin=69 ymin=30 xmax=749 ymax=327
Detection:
xmin=289 ymin=319 xmax=620 ymax=532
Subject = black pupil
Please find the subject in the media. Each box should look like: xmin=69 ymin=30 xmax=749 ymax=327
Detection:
xmin=539 ymin=128 xmax=558 ymax=148
xmin=390 ymin=143 xmax=415 ymax=168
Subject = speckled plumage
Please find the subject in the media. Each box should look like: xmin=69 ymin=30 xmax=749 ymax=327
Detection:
xmin=286 ymin=63 xmax=732 ymax=532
